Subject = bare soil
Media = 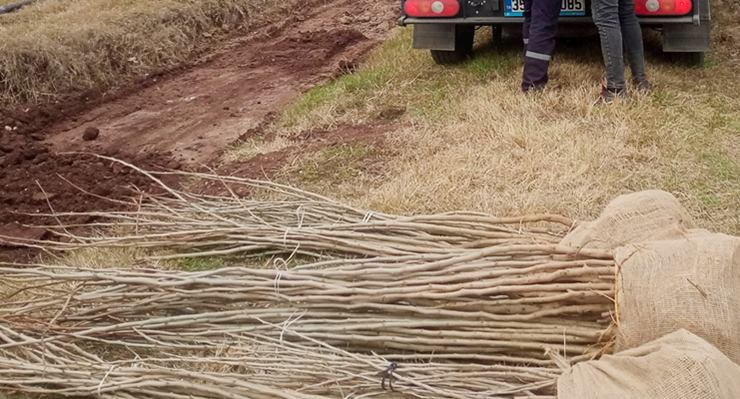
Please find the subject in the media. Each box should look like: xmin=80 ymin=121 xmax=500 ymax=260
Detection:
xmin=0 ymin=131 xmax=175 ymax=261
xmin=43 ymin=0 xmax=395 ymax=164
xmin=219 ymin=122 xmax=390 ymax=179
xmin=0 ymin=0 xmax=397 ymax=260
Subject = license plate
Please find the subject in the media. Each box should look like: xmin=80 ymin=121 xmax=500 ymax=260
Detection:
xmin=504 ymin=0 xmax=586 ymax=16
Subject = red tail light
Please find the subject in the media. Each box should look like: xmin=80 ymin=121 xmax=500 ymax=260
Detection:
xmin=635 ymin=0 xmax=692 ymax=15
xmin=404 ymin=0 xmax=460 ymax=17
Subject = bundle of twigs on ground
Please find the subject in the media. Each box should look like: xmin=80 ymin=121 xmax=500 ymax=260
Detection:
xmin=11 ymin=160 xmax=574 ymax=260
xmin=0 ymin=161 xmax=617 ymax=398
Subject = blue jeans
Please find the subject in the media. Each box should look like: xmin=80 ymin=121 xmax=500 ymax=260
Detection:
xmin=592 ymin=0 xmax=647 ymax=89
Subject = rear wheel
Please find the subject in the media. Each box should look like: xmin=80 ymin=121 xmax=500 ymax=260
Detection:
xmin=671 ymin=52 xmax=706 ymax=67
xmin=430 ymin=25 xmax=475 ymax=64
xmin=491 ymin=25 xmax=503 ymax=47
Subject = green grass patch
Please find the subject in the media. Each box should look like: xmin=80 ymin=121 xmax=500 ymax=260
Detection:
xmin=462 ymin=45 xmax=519 ymax=79
xmin=272 ymin=27 xmax=521 ymax=132
xmin=702 ymin=151 xmax=740 ymax=185
xmin=278 ymin=68 xmax=389 ymax=128
xmin=282 ymin=143 xmax=377 ymax=186
xmin=175 ymin=256 xmax=226 ymax=271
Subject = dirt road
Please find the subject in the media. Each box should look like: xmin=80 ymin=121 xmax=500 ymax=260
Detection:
xmin=0 ymin=0 xmax=397 ymax=259
xmin=46 ymin=0 xmax=395 ymax=164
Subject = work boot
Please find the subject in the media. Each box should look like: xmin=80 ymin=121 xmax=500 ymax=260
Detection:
xmin=522 ymin=84 xmax=546 ymax=94
xmin=598 ymin=86 xmax=626 ymax=103
xmin=633 ymin=78 xmax=652 ymax=93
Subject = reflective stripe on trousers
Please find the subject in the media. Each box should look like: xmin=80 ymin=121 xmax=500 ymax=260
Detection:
xmin=525 ymin=50 xmax=551 ymax=61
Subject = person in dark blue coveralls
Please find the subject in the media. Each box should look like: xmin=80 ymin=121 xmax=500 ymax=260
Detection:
xmin=521 ymin=0 xmax=562 ymax=92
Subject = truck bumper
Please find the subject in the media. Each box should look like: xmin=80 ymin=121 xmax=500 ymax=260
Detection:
xmin=399 ymin=15 xmax=696 ymax=26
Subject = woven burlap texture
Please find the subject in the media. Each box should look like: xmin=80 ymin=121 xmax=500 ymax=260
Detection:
xmin=614 ymin=231 xmax=740 ymax=363
xmin=558 ymin=329 xmax=740 ymax=399
xmin=560 ymin=190 xmax=694 ymax=250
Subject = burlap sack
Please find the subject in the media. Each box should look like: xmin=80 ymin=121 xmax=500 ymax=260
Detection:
xmin=615 ymin=231 xmax=740 ymax=363
xmin=560 ymin=190 xmax=694 ymax=250
xmin=558 ymin=329 xmax=740 ymax=399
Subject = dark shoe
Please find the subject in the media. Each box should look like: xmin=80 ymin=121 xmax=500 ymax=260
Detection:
xmin=634 ymin=79 xmax=652 ymax=93
xmin=523 ymin=84 xmax=546 ymax=94
xmin=598 ymin=86 xmax=626 ymax=103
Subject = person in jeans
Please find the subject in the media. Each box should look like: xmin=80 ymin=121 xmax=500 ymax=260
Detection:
xmin=592 ymin=0 xmax=651 ymax=100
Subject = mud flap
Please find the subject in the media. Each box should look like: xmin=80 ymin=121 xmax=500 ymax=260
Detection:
xmin=412 ymin=24 xmax=456 ymax=51
xmin=662 ymin=23 xmax=711 ymax=52
xmin=663 ymin=0 xmax=710 ymax=53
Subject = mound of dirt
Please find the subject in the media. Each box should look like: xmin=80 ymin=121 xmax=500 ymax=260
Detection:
xmin=0 ymin=128 xmax=175 ymax=262
xmin=266 ymin=29 xmax=369 ymax=72
xmin=1 ymin=101 xmax=78 ymax=137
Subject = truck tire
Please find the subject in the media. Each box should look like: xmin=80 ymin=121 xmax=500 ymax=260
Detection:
xmin=491 ymin=25 xmax=503 ymax=47
xmin=430 ymin=25 xmax=475 ymax=65
xmin=672 ymin=52 xmax=706 ymax=67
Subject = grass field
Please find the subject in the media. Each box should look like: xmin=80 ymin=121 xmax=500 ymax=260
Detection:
xmin=244 ymin=3 xmax=740 ymax=234
xmin=0 ymin=0 xmax=297 ymax=106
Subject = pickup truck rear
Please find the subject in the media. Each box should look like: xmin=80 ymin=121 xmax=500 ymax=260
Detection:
xmin=399 ymin=0 xmax=710 ymax=65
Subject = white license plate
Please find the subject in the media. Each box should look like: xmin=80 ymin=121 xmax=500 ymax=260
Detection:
xmin=505 ymin=0 xmax=586 ymax=16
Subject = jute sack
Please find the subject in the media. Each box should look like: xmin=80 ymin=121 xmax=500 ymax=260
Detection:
xmin=560 ymin=190 xmax=694 ymax=250
xmin=558 ymin=329 xmax=740 ymax=399
xmin=615 ymin=231 xmax=740 ymax=362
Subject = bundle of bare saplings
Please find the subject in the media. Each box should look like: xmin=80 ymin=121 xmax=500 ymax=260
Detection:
xmin=0 ymin=162 xmax=738 ymax=399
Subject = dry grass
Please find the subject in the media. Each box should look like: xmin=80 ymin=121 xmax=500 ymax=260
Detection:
xmin=0 ymin=0 xmax=299 ymax=106
xmin=242 ymin=5 xmax=740 ymax=234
